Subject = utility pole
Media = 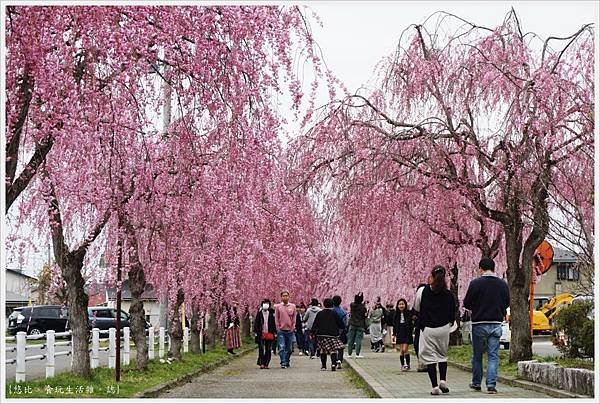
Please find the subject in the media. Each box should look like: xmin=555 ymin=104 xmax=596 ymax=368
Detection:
xmin=157 ymin=61 xmax=172 ymax=331
xmin=115 ymin=214 xmax=123 ymax=382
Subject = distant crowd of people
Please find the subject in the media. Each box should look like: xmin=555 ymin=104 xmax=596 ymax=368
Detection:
xmin=250 ymin=257 xmax=509 ymax=395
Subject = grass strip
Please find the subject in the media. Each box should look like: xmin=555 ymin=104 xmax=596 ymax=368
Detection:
xmin=447 ymin=344 xmax=593 ymax=379
xmin=6 ymin=336 xmax=256 ymax=398
xmin=343 ymin=362 xmax=378 ymax=398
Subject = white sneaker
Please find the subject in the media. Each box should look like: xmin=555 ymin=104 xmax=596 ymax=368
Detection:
xmin=431 ymin=387 xmax=441 ymax=395
xmin=439 ymin=380 xmax=449 ymax=393
xmin=356 ymin=354 xmax=364 ymax=358
xmin=299 ymin=352 xmax=303 ymax=356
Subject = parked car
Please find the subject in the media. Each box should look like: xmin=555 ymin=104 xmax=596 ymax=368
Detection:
xmin=88 ymin=307 xmax=130 ymax=330
xmin=87 ymin=306 xmax=150 ymax=331
xmin=7 ymin=305 xmax=69 ymax=335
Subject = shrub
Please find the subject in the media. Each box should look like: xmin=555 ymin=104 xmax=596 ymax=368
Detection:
xmin=552 ymin=300 xmax=594 ymax=358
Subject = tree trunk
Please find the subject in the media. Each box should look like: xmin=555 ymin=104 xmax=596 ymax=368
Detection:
xmin=449 ymin=262 xmax=461 ymax=346
xmin=504 ymin=209 xmax=533 ymax=363
xmin=504 ymin=168 xmax=551 ymax=364
xmin=157 ymin=288 xmax=169 ymax=329
xmin=168 ymin=289 xmax=185 ymax=360
xmin=190 ymin=304 xmax=201 ymax=354
xmin=62 ymin=254 xmax=91 ymax=378
xmin=240 ymin=306 xmax=251 ymax=339
xmin=43 ymin=171 xmax=111 ymax=378
xmin=205 ymin=308 xmax=219 ymax=349
xmin=124 ymin=221 xmax=148 ymax=370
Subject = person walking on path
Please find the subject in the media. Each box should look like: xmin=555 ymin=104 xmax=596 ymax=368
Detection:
xmin=274 ymin=290 xmax=297 ymax=368
xmin=368 ymin=301 xmax=385 ymax=352
xmin=413 ymin=280 xmax=430 ymax=372
xmin=254 ymin=299 xmax=277 ymax=369
xmin=393 ymin=298 xmax=414 ymax=371
xmin=463 ymin=257 xmax=510 ymax=395
xmin=225 ymin=305 xmax=242 ymax=355
xmin=347 ymin=293 xmax=367 ymax=358
xmin=385 ymin=303 xmax=396 ymax=348
xmin=303 ymin=298 xmax=321 ymax=358
xmin=332 ymin=295 xmax=348 ymax=369
xmin=415 ymin=266 xmax=456 ymax=395
xmin=295 ymin=304 xmax=306 ymax=356
xmin=311 ymin=298 xmax=345 ymax=371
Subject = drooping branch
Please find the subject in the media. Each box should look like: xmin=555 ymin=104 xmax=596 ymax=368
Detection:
xmin=40 ymin=166 xmax=68 ymax=265
xmin=6 ymin=136 xmax=54 ymax=212
xmin=6 ymin=71 xmax=33 ymax=183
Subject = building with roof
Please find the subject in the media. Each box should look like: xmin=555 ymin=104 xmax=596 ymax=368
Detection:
xmin=5 ymin=268 xmax=37 ymax=316
xmin=105 ymin=281 xmax=160 ymax=327
xmin=533 ymin=245 xmax=582 ymax=308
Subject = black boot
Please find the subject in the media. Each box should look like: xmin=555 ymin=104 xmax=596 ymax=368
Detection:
xmin=320 ymin=353 xmax=327 ymax=370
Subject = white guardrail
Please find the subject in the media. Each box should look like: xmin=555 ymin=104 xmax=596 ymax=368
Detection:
xmin=5 ymin=326 xmax=190 ymax=383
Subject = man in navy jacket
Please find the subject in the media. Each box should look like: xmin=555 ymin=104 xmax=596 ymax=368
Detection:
xmin=463 ymin=257 xmax=510 ymax=394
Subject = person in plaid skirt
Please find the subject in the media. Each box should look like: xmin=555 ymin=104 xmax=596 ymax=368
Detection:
xmin=225 ymin=305 xmax=241 ymax=354
xmin=311 ymin=298 xmax=345 ymax=371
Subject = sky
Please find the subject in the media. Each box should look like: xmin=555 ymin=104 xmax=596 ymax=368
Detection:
xmin=308 ymin=1 xmax=598 ymax=97
xmin=5 ymin=0 xmax=599 ymax=277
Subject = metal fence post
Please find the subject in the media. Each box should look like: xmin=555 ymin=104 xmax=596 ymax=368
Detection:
xmin=46 ymin=330 xmax=55 ymax=378
xmin=91 ymin=328 xmax=99 ymax=368
xmin=183 ymin=327 xmax=189 ymax=353
xmin=123 ymin=327 xmax=130 ymax=365
xmin=159 ymin=327 xmax=165 ymax=358
xmin=16 ymin=331 xmax=26 ymax=382
xmin=148 ymin=327 xmax=155 ymax=360
xmin=108 ymin=328 xmax=116 ymax=369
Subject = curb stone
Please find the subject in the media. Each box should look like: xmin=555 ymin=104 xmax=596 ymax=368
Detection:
xmin=344 ymin=362 xmax=379 ymax=399
xmin=346 ymin=356 xmax=588 ymax=399
xmin=134 ymin=345 xmax=257 ymax=398
xmin=344 ymin=358 xmax=389 ymax=398
xmin=446 ymin=361 xmax=589 ymax=399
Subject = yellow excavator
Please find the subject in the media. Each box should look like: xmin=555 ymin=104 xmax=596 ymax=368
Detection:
xmin=531 ymin=293 xmax=574 ymax=334
xmin=502 ymin=293 xmax=575 ymax=348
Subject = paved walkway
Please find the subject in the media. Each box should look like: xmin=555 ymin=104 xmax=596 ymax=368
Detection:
xmin=160 ymin=348 xmax=367 ymax=398
xmin=345 ymin=339 xmax=552 ymax=399
xmin=160 ymin=337 xmax=553 ymax=399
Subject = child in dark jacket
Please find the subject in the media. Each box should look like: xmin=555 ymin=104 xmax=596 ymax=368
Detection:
xmin=294 ymin=304 xmax=306 ymax=355
xmin=393 ymin=298 xmax=414 ymax=370
xmin=311 ymin=298 xmax=345 ymax=371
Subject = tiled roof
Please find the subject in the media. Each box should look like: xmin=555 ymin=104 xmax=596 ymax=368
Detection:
xmin=552 ymin=247 xmax=578 ymax=263
xmin=6 ymin=267 xmax=37 ymax=280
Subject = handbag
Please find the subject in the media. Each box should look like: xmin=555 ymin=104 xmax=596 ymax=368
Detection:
xmin=262 ymin=331 xmax=275 ymax=341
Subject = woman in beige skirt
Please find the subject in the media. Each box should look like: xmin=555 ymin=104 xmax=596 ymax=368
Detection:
xmin=414 ymin=266 xmax=456 ymax=395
